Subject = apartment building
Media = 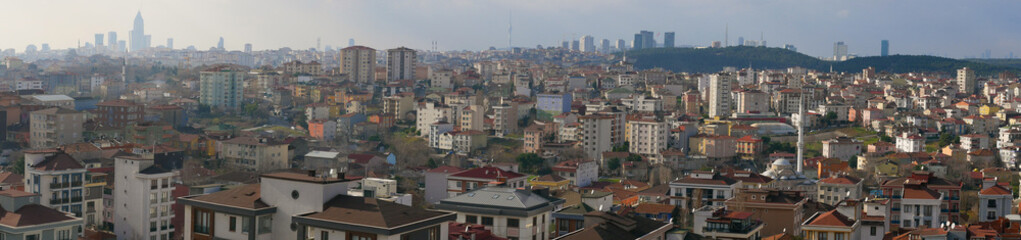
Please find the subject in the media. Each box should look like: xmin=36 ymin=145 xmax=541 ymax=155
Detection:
xmin=29 ymin=108 xmax=84 ymax=149
xmin=0 ymin=190 xmax=83 ymax=239
xmin=23 ymin=149 xmax=87 ymax=216
xmin=199 ymin=66 xmax=244 ymax=110
xmin=340 ymin=46 xmax=377 ymax=83
xmin=217 ymin=136 xmax=289 ymax=172
xmin=443 ymin=167 xmax=527 ymax=199
xmin=436 ymin=187 xmax=564 ymax=240
xmin=628 ymin=116 xmax=669 ymax=160
xmin=669 ymin=171 xmax=741 ymax=209
xmin=95 ymin=99 xmax=145 ymax=128
xmin=114 ymin=155 xmax=179 ymax=240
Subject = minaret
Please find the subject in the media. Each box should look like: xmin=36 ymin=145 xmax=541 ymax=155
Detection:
xmin=121 ymin=58 xmax=127 ymax=83
xmin=796 ymin=89 xmax=805 ymax=176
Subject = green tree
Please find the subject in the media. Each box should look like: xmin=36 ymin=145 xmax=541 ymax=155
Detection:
xmin=607 ymin=158 xmax=622 ymax=171
xmin=426 ymin=159 xmax=438 ymax=168
xmin=848 ymin=155 xmax=858 ymax=170
xmin=937 ymin=133 xmax=960 ymax=147
xmin=516 ymin=153 xmax=544 ymax=174
xmin=626 ymin=154 xmax=642 ymax=162
xmin=613 ymin=142 xmax=630 ymax=152
xmin=8 ymin=157 xmax=24 ymax=175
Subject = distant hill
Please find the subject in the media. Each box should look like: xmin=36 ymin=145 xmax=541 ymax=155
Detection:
xmin=626 ymin=46 xmax=1020 ymax=75
xmin=966 ymin=58 xmax=1021 ymax=70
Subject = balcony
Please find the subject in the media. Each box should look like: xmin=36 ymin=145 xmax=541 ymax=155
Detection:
xmin=49 ymin=198 xmax=67 ymax=205
xmin=50 ymin=182 xmax=69 ymax=189
xmin=71 ymin=196 xmax=82 ymax=202
xmin=941 ymin=208 xmax=949 ymax=213
xmin=71 ymin=181 xmax=83 ymax=187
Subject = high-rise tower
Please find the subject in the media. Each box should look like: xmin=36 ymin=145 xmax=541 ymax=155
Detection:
xmin=129 ymin=11 xmax=150 ymax=51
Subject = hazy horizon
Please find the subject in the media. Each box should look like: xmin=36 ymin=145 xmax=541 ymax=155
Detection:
xmin=2 ymin=0 xmax=1019 ymax=59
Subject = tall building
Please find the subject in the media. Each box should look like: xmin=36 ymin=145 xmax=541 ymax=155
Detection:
xmin=580 ymin=35 xmax=595 ymax=52
xmin=29 ymin=108 xmax=84 ymax=149
xmin=348 ymin=38 xmax=355 ymax=46
xmin=108 ymin=31 xmax=118 ymax=48
xmin=737 ymin=37 xmax=744 ymax=46
xmin=881 ymin=40 xmax=889 ymax=56
xmin=199 ymin=66 xmax=244 ymax=110
xmin=386 ymin=47 xmax=417 ymax=81
xmin=340 ymin=45 xmax=377 ymax=83
xmin=641 ymin=30 xmax=654 ymax=48
xmin=833 ymin=41 xmax=848 ymax=60
xmin=166 ymin=38 xmax=173 ymax=49
xmin=129 ymin=11 xmax=150 ymax=52
xmin=570 ymin=40 xmax=580 ymax=51
xmin=95 ymin=33 xmax=104 ymax=47
xmin=561 ymin=41 xmax=570 ymax=49
xmin=114 ymin=155 xmax=178 ymax=240
xmin=616 ymin=39 xmax=626 ymax=51
xmin=632 ymin=33 xmax=643 ymax=49
xmin=957 ymin=67 xmax=976 ymax=94
xmin=244 ymin=43 xmax=252 ymax=53
xmin=708 ymin=73 xmax=734 ymax=118
xmin=96 ymin=100 xmax=145 ymax=128
xmin=664 ymin=32 xmax=675 ymax=48
xmin=600 ymin=39 xmax=610 ymax=52
xmin=216 ymin=37 xmax=224 ymax=50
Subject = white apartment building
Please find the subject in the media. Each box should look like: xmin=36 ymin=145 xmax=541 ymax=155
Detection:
xmin=897 ymin=186 xmax=943 ymax=229
xmin=436 ymin=187 xmax=564 ymax=240
xmin=23 ymin=150 xmax=87 ymax=216
xmin=958 ymin=67 xmax=975 ymax=94
xmin=217 ymin=137 xmax=289 ymax=172
xmin=822 ymin=137 xmax=862 ymax=161
xmin=628 ymin=117 xmax=669 ymax=158
xmin=492 ymin=101 xmax=518 ymax=137
xmin=552 ymin=160 xmax=599 ymax=187
xmin=978 ymin=179 xmax=1013 ymax=222
xmin=895 ymin=133 xmax=924 ymax=153
xmin=428 ymin=122 xmax=454 ymax=149
xmin=669 ymin=171 xmax=741 ymax=209
xmin=579 ymin=114 xmax=615 ymax=160
xmin=708 ymin=73 xmax=734 ymax=118
xmin=0 ymin=190 xmax=83 ymax=240
xmin=386 ymin=47 xmax=416 ymax=81
xmin=816 ymin=175 xmax=863 ymax=206
xmin=114 ymin=155 xmax=178 ymax=240
xmin=416 ymin=102 xmax=453 ymax=137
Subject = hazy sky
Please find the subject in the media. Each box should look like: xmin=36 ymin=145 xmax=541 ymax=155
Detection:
xmin=2 ymin=0 xmax=1019 ymax=58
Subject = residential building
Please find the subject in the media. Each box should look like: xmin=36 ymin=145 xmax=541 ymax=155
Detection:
xmin=307 ymin=119 xmax=336 ymax=141
xmin=801 ymin=209 xmax=859 ymax=240
xmin=0 ymin=190 xmax=83 ymax=239
xmin=436 ymin=186 xmax=564 ymax=240
xmin=816 ymin=175 xmax=863 ymax=206
xmin=627 ymin=116 xmax=668 ymax=159
xmin=340 ymin=46 xmax=377 ymax=83
xmin=822 ymin=137 xmax=862 ymax=161
xmin=382 ymin=93 xmax=414 ymax=120
xmin=386 ymin=47 xmax=416 ymax=81
xmin=701 ymin=135 xmax=738 ymax=160
xmin=552 ymin=160 xmax=599 ymax=187
xmin=199 ymin=66 xmax=244 ymax=110
xmin=579 ymin=114 xmax=615 ymax=160
xmin=708 ymin=73 xmax=734 ymax=118
xmin=181 ymin=171 xmax=455 ymax=240
xmin=669 ymin=171 xmax=740 ymax=209
xmin=217 ymin=136 xmax=289 ymax=172
xmin=114 ymin=155 xmax=178 ymax=240
xmin=491 ymin=100 xmax=518 ymax=137
xmin=416 ymin=102 xmax=453 ymax=137
xmin=880 ymin=171 xmax=961 ymax=227
xmin=282 ymin=60 xmax=323 ymax=75
xmin=424 ymin=166 xmax=464 ymax=204
xmin=459 ymin=105 xmax=484 ymax=131
xmin=443 ymin=167 xmax=527 ymax=199
xmin=692 ymin=206 xmax=764 ymax=240
xmin=725 ymin=189 xmax=807 ymax=236
xmin=30 ymin=108 xmax=84 ymax=149
xmin=895 ymin=133 xmax=924 ymax=153
xmin=957 ymin=67 xmax=975 ymax=94
xmin=736 ymin=90 xmax=769 ymax=114
xmin=977 ymin=178 xmax=1012 ymax=222
xmin=530 ymin=174 xmax=570 ymax=191
xmin=537 ymin=92 xmax=572 ymax=120
xmin=553 ymin=211 xmax=670 ymax=240
xmin=24 ymin=94 xmax=75 ymax=109
xmin=23 ymin=149 xmax=87 ymax=216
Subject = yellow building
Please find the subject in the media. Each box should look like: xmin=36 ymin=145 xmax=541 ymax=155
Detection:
xmin=801 ymin=209 xmax=859 ymax=240
xmin=530 ymin=174 xmax=570 ymax=191
xmin=980 ymin=105 xmax=1000 ymax=116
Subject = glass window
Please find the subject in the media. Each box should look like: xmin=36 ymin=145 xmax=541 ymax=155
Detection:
xmin=258 ymin=215 xmax=273 ymax=234
xmin=508 ymin=218 xmax=520 ymax=228
xmin=481 ymin=217 xmax=493 ymax=226
xmin=230 ymin=216 xmax=237 ymax=232
xmin=466 ymin=215 xmax=478 ymax=224
xmin=817 ymin=232 xmax=827 ymax=240
xmin=242 ymin=217 xmax=251 ymax=233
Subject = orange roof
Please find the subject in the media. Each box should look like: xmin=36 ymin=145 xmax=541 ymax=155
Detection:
xmin=805 ymin=210 xmax=855 ymax=227
xmin=979 ymin=185 xmax=1012 ymax=195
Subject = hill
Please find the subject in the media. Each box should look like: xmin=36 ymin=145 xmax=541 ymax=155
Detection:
xmin=626 ymin=46 xmax=1019 ymax=75
xmin=966 ymin=58 xmax=1021 ymax=70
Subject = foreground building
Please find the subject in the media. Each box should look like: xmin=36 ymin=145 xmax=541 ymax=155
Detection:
xmin=114 ymin=155 xmax=179 ymax=240
xmin=0 ymin=190 xmax=83 ymax=239
xmin=436 ymin=186 xmax=564 ymax=240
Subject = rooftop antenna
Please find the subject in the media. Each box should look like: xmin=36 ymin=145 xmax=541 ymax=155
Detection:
xmin=508 ymin=11 xmax=513 ymax=49
xmin=725 ymin=23 xmax=729 ymax=47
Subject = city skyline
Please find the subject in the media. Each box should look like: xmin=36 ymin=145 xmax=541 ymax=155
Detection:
xmin=2 ymin=0 xmax=1020 ymax=58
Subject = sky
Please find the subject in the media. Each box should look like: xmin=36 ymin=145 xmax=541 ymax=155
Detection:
xmin=1 ymin=0 xmax=1019 ymax=59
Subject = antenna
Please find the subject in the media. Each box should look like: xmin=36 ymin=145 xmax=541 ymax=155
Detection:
xmin=508 ymin=11 xmax=513 ymax=49
xmin=725 ymin=23 xmax=729 ymax=47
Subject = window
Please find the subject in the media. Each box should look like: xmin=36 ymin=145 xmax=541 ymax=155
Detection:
xmin=466 ymin=215 xmax=478 ymax=224
xmin=481 ymin=217 xmax=494 ymax=226
xmin=988 ymin=199 xmax=997 ymax=208
xmin=258 ymin=215 xmax=273 ymax=234
xmin=321 ymin=231 xmax=329 ymax=240
xmin=508 ymin=218 xmax=520 ymax=228
xmin=230 ymin=216 xmax=237 ymax=232
xmin=989 ymin=211 xmax=997 ymax=220
xmin=834 ymin=233 xmax=845 ymax=240
xmin=816 ymin=232 xmax=827 ymax=240
xmin=242 ymin=217 xmax=251 ymax=233
xmin=194 ymin=210 xmax=211 ymax=234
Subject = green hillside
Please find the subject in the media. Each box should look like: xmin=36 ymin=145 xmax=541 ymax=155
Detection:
xmin=626 ymin=46 xmax=1019 ymax=75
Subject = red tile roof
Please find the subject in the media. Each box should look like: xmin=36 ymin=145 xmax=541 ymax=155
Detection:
xmin=449 ymin=167 xmax=525 ymax=180
xmin=32 ymin=152 xmax=83 ymax=171
xmin=979 ymin=185 xmax=1012 ymax=195
xmin=805 ymin=210 xmax=855 ymax=227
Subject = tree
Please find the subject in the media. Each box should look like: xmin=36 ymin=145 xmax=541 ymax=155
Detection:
xmin=607 ymin=158 xmax=622 ymax=171
xmin=626 ymin=154 xmax=643 ymax=162
xmin=613 ymin=142 xmax=630 ymax=152
xmin=821 ymin=112 xmax=838 ymax=126
xmin=848 ymin=155 xmax=858 ymax=170
xmin=937 ymin=133 xmax=960 ymax=147
xmin=671 ymin=206 xmax=681 ymax=225
xmin=7 ymin=156 xmax=24 ymax=175
xmin=516 ymin=153 xmax=545 ymax=174
xmin=427 ymin=159 xmax=438 ymax=168
xmin=878 ymin=133 xmax=893 ymax=143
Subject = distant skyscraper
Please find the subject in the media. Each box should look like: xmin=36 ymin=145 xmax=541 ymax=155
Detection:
xmin=40 ymin=44 xmax=49 ymax=52
xmin=217 ymin=37 xmax=225 ymax=50
xmin=244 ymin=43 xmax=252 ymax=53
xmin=340 ymin=46 xmax=377 ymax=83
xmin=108 ymin=31 xmax=117 ymax=47
xmin=166 ymin=38 xmax=173 ymax=49
xmin=562 ymin=41 xmax=570 ymax=49
xmin=571 ymin=40 xmax=580 ymax=51
xmin=387 ymin=47 xmax=417 ymax=81
xmin=117 ymin=40 xmax=127 ymax=52
xmin=641 ymin=30 xmax=654 ymax=48
xmin=580 ymin=35 xmax=595 ymax=52
xmin=957 ymin=67 xmax=975 ymax=94
xmin=129 ymin=11 xmax=150 ymax=52
xmin=633 ymin=34 xmax=643 ymax=49
xmin=664 ymin=32 xmax=675 ymax=48
xmin=709 ymin=73 xmax=734 ymax=118
xmin=737 ymin=37 xmax=744 ymax=46
xmin=616 ymin=39 xmax=626 ymax=51
xmin=881 ymin=40 xmax=889 ymax=56
xmin=95 ymin=33 xmax=104 ymax=47
xmin=348 ymin=38 xmax=355 ymax=47
xmin=833 ymin=41 xmax=848 ymax=60
xmin=601 ymin=39 xmax=610 ymax=52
